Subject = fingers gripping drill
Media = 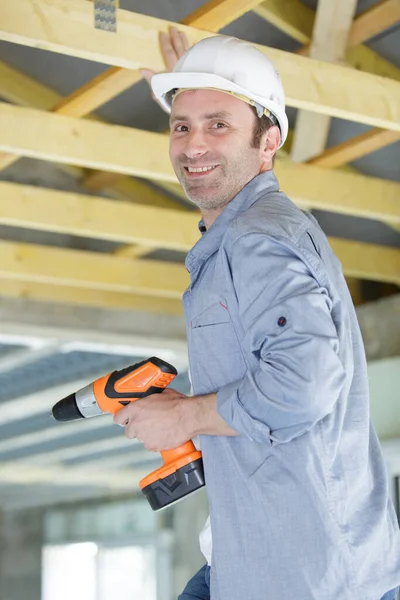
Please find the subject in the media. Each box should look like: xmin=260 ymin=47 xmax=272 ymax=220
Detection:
xmin=52 ymin=357 xmax=205 ymax=511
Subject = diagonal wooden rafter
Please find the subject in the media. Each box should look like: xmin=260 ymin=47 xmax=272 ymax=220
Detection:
xmin=254 ymin=0 xmax=400 ymax=163
xmin=179 ymin=0 xmax=266 ymax=30
xmin=347 ymin=0 xmax=400 ymax=48
xmin=1 ymin=1 xmax=399 ymax=131
xmin=290 ymin=0 xmax=358 ymax=163
xmin=307 ymin=129 xmax=400 ymax=168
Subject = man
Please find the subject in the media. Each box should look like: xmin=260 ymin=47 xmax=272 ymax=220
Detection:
xmin=115 ymin=32 xmax=400 ymax=599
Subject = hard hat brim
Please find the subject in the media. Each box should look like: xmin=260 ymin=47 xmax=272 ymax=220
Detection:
xmin=151 ymin=72 xmax=288 ymax=148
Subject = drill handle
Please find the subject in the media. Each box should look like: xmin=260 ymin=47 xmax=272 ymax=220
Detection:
xmin=161 ymin=441 xmax=197 ymax=465
xmin=94 ymin=356 xmax=178 ymax=415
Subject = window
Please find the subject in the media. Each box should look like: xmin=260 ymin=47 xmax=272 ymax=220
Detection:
xmin=42 ymin=542 xmax=156 ymax=600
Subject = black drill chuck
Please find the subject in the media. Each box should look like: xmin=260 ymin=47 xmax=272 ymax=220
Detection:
xmin=52 ymin=393 xmax=84 ymax=422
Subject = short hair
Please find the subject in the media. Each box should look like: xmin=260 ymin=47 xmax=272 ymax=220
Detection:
xmin=250 ymin=107 xmax=279 ymax=165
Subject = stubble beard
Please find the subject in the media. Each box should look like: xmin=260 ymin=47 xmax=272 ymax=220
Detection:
xmin=177 ymin=162 xmax=247 ymax=212
xmin=174 ymin=145 xmax=262 ymax=212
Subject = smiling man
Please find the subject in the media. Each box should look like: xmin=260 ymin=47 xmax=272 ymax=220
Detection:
xmin=168 ymin=92 xmax=280 ymax=225
xmin=114 ymin=34 xmax=400 ymax=600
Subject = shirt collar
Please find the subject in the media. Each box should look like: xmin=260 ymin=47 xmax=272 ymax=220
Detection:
xmin=186 ymin=170 xmax=279 ymax=274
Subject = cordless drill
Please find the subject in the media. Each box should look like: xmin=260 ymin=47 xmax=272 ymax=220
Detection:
xmin=52 ymin=357 xmax=205 ymax=511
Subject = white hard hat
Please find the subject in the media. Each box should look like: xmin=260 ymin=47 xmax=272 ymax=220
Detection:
xmin=151 ymin=35 xmax=288 ymax=147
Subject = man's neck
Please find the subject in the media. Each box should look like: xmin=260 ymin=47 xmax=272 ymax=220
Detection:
xmin=201 ymin=206 xmax=226 ymax=230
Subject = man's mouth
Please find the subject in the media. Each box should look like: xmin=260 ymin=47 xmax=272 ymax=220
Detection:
xmin=184 ymin=165 xmax=219 ymax=176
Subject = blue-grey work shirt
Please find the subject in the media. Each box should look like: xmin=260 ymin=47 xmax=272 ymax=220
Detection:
xmin=182 ymin=171 xmax=400 ymax=600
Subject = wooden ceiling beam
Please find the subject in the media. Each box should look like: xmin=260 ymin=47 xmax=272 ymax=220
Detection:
xmin=0 ymin=59 xmax=186 ymax=211
xmin=328 ymin=238 xmax=400 ymax=285
xmin=254 ymin=0 xmax=400 ymax=81
xmin=307 ymin=129 xmax=400 ymax=168
xmin=1 ymin=238 xmax=398 ymax=288
xmin=290 ymin=0 xmax=358 ymax=163
xmin=254 ymin=0 xmax=400 ymax=165
xmin=1 ymin=179 xmax=399 ymax=242
xmin=0 ymin=279 xmax=183 ymax=315
xmin=347 ymin=0 xmax=400 ymax=48
xmin=180 ymin=0 xmax=265 ymax=30
xmin=1 ymin=0 xmax=399 ymax=130
xmin=0 ymin=181 xmax=199 ymax=250
xmin=0 ymin=241 xmax=189 ymax=298
xmin=0 ymin=0 xmax=264 ymax=172
xmin=0 ymin=113 xmax=399 ymax=223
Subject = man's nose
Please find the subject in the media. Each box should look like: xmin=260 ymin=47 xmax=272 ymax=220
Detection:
xmin=184 ymin=129 xmax=208 ymax=159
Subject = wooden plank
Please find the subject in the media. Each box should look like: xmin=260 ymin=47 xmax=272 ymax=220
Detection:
xmin=1 ymin=0 xmax=400 ymax=130
xmin=0 ymin=102 xmax=177 ymax=181
xmin=0 ymin=241 xmax=189 ymax=298
xmin=273 ymin=160 xmax=400 ymax=225
xmin=290 ymin=0 xmax=358 ymax=162
xmin=0 ymin=60 xmax=185 ymax=210
xmin=51 ymin=66 xmax=141 ymax=117
xmin=0 ymin=110 xmax=399 ymax=224
xmin=308 ymin=129 xmax=400 ymax=168
xmin=1 ymin=178 xmax=398 ymax=238
xmin=344 ymin=44 xmax=400 ymax=82
xmin=348 ymin=0 xmax=400 ymax=47
xmin=82 ymin=131 xmax=292 ymax=192
xmin=0 ymin=181 xmax=200 ymax=250
xmin=80 ymin=0 xmax=266 ymax=188
xmin=0 ymin=237 xmax=398 ymax=287
xmin=107 ymin=176 xmax=187 ymax=208
xmin=254 ymin=1 xmax=400 ymax=165
xmin=254 ymin=0 xmax=400 ymax=81
xmin=0 ymin=1 xmax=263 ymax=168
xmin=0 ymin=279 xmax=183 ymax=315
xmin=0 ymin=59 xmax=59 ymax=108
xmin=345 ymin=278 xmax=363 ymax=306
xmin=114 ymin=245 xmax=155 ymax=259
xmin=253 ymin=0 xmax=314 ymax=43
xmin=329 ymin=238 xmax=400 ymax=285
xmin=181 ymin=0 xmax=264 ymax=30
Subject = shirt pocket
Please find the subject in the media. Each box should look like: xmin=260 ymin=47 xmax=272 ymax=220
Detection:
xmin=190 ymin=301 xmax=247 ymax=392
xmin=191 ymin=301 xmax=231 ymax=328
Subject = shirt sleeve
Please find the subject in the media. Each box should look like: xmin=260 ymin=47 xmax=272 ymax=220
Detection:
xmin=216 ymin=232 xmax=346 ymax=444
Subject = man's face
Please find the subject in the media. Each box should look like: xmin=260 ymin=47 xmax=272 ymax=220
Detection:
xmin=169 ymin=90 xmax=263 ymax=213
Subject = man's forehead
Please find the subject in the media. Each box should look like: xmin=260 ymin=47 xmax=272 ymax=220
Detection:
xmin=170 ymin=89 xmax=249 ymax=121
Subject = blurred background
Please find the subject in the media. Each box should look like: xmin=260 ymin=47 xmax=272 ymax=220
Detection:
xmin=0 ymin=0 xmax=399 ymax=598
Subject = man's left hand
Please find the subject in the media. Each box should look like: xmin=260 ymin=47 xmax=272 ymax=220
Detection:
xmin=113 ymin=388 xmax=194 ymax=451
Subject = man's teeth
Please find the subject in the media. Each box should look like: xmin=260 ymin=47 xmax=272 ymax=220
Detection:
xmin=187 ymin=166 xmax=217 ymax=173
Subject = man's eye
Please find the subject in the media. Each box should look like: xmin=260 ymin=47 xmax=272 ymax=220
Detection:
xmin=175 ymin=125 xmax=189 ymax=132
xmin=211 ymin=122 xmax=227 ymax=129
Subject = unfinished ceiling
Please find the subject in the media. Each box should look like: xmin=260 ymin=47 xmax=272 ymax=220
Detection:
xmin=0 ymin=0 xmax=399 ymax=509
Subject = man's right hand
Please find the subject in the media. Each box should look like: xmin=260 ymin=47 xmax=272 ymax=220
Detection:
xmin=141 ymin=27 xmax=190 ymax=112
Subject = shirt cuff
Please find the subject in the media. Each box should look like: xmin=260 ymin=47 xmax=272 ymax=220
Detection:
xmin=216 ymin=380 xmax=273 ymax=444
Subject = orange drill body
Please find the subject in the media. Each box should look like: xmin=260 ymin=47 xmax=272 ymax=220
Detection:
xmin=52 ymin=357 xmax=205 ymax=510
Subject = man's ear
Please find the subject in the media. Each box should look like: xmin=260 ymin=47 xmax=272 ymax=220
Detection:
xmin=260 ymin=125 xmax=280 ymax=165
